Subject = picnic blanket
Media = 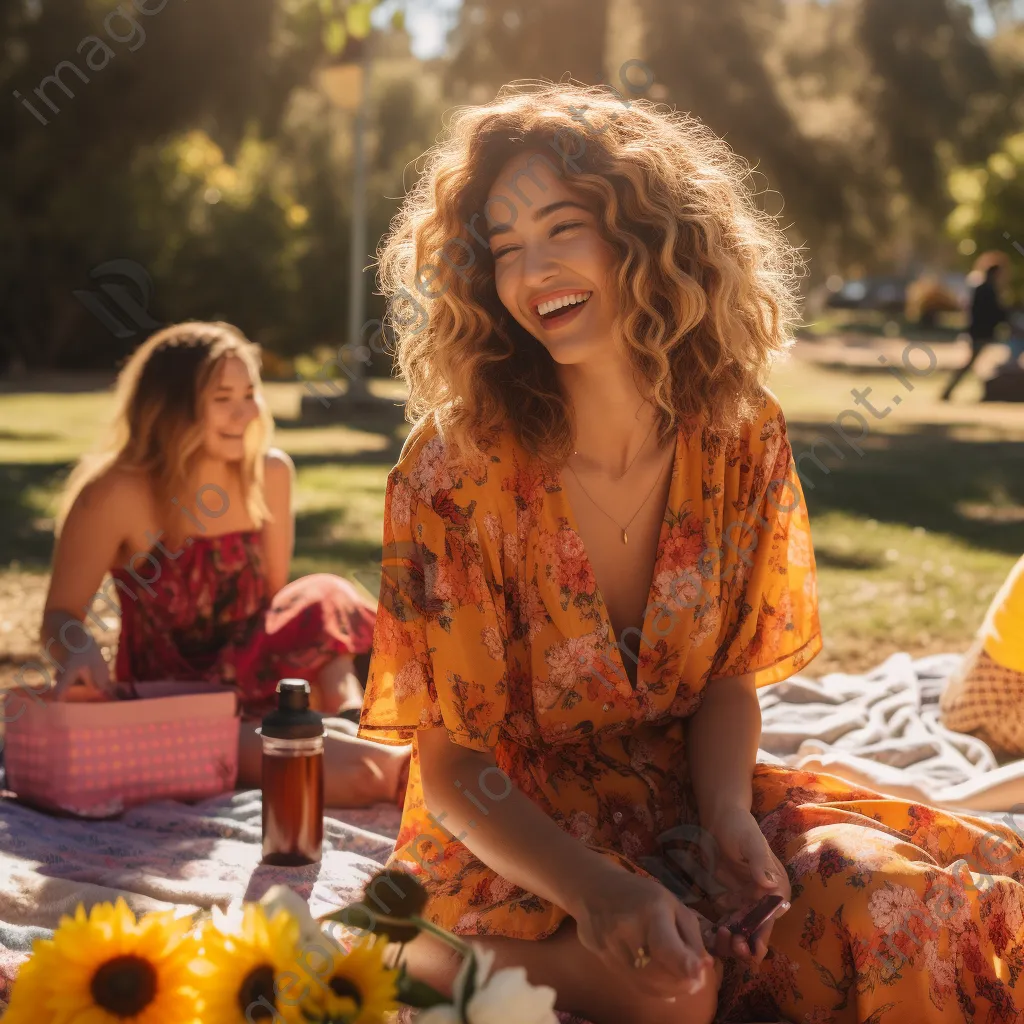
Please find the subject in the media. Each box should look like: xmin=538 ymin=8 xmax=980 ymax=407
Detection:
xmin=755 ymin=651 xmax=1024 ymax=823
xmin=0 ymin=791 xmax=402 ymax=1010
xmin=0 ymin=651 xmax=1021 ymax=1018
xmin=0 ymin=790 xmax=595 ymax=1022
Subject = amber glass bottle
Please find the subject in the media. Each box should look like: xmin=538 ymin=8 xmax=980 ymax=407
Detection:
xmin=259 ymin=679 xmax=325 ymax=866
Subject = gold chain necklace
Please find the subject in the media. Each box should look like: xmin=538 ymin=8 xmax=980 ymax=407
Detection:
xmin=565 ymin=449 xmax=671 ymax=545
xmin=571 ymin=408 xmax=659 ymax=482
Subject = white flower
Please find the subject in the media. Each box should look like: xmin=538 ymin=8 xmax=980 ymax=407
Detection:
xmin=466 ymin=966 xmax=558 ymax=1023
xmin=417 ymin=946 xmax=558 ymax=1024
xmin=468 ymin=947 xmax=559 ymax=1024
xmin=259 ymin=884 xmax=344 ymax=953
xmin=417 ymin=1007 xmax=460 ymax=1024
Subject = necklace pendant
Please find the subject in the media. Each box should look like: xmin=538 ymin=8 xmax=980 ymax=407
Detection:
xmin=622 ymin=528 xmax=628 ymax=545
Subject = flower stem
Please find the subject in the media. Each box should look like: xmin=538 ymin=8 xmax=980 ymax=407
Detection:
xmin=408 ymin=916 xmax=473 ymax=958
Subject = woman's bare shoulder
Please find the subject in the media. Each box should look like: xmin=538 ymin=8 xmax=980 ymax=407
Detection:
xmin=264 ymin=447 xmax=295 ymax=480
xmin=73 ymin=463 xmax=153 ymax=516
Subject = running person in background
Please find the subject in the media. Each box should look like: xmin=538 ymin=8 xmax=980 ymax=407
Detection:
xmin=941 ymin=260 xmax=1008 ymax=400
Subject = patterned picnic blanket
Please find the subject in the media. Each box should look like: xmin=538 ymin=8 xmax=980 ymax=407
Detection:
xmin=0 ymin=791 xmax=592 ymax=1022
xmin=0 ymin=791 xmax=400 ymax=1010
xmin=1 ymin=652 xmax=1018 ymax=1021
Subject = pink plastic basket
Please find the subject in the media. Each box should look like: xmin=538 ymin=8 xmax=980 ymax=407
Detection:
xmin=3 ymin=682 xmax=240 ymax=818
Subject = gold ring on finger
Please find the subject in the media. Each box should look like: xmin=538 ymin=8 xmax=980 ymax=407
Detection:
xmin=633 ymin=946 xmax=652 ymax=969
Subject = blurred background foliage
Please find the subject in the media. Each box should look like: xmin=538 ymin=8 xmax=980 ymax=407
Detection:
xmin=3 ymin=0 xmax=1023 ymax=371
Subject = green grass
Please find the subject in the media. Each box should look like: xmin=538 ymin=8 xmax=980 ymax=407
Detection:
xmin=773 ymin=351 xmax=1024 ymax=670
xmin=0 ymin=351 xmax=1022 ymax=676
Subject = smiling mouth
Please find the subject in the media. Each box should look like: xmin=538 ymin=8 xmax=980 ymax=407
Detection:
xmin=219 ymin=432 xmax=244 ymax=441
xmin=535 ymin=291 xmax=592 ymax=323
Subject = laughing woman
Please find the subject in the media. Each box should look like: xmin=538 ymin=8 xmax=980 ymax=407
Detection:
xmin=358 ymin=83 xmax=1024 ymax=1023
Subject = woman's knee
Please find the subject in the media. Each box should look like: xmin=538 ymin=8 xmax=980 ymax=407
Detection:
xmin=322 ymin=733 xmax=408 ymax=807
xmin=397 ymin=932 xmax=461 ymax=999
xmin=624 ymin=957 xmax=721 ymax=1024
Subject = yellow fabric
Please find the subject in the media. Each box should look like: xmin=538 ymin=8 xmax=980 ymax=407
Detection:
xmin=981 ymin=554 xmax=1024 ymax=673
xmin=362 ymin=391 xmax=821 ymax=758
xmin=360 ymin=392 xmax=1024 ymax=1021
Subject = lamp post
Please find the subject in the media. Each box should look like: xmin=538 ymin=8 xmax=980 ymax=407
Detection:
xmin=301 ymin=29 xmax=390 ymax=421
xmin=346 ymin=41 xmax=371 ymax=403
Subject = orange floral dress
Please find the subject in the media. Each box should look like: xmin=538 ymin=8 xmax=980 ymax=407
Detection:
xmin=359 ymin=391 xmax=1024 ymax=1022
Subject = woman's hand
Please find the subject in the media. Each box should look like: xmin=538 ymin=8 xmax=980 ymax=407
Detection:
xmin=568 ymin=863 xmax=718 ymax=1000
xmin=51 ymin=644 xmax=113 ymax=701
xmin=702 ymin=805 xmax=791 ymax=964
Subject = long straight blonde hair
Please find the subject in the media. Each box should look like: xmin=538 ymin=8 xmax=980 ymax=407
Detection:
xmin=57 ymin=321 xmax=274 ymax=539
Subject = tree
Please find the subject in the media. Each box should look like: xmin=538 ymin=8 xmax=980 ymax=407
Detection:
xmin=443 ymin=0 xmax=608 ymax=101
xmin=0 ymin=0 xmax=391 ymax=370
xmin=857 ymin=0 xmax=1010 ymax=212
xmin=947 ymin=130 xmax=1024 ymax=296
xmin=639 ymin=0 xmax=855 ymax=264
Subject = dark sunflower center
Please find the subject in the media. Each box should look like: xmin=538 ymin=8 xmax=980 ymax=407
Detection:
xmin=329 ymin=975 xmax=363 ymax=1007
xmin=90 ymin=956 xmax=158 ymax=1017
xmin=238 ymin=965 xmax=277 ymax=1020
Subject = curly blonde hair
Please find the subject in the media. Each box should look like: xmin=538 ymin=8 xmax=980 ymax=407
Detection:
xmin=377 ymin=80 xmax=804 ymax=467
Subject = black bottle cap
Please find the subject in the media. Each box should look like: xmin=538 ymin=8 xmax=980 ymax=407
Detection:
xmin=260 ymin=679 xmax=325 ymax=739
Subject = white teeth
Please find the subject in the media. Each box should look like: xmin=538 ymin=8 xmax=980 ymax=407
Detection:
xmin=537 ymin=291 xmax=591 ymax=317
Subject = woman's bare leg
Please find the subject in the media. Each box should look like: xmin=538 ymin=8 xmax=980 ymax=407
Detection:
xmin=796 ymin=750 xmax=1024 ymax=813
xmin=933 ymin=759 xmax=1024 ymax=811
xmin=238 ymin=720 xmax=409 ymax=808
xmin=310 ymin=654 xmax=364 ymax=715
xmin=397 ymin=917 xmax=723 ymax=1024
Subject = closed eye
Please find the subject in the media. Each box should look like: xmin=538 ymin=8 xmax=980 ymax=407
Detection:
xmin=491 ymin=221 xmax=586 ymax=261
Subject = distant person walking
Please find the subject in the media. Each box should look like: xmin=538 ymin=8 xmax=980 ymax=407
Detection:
xmin=941 ymin=262 xmax=1007 ymax=400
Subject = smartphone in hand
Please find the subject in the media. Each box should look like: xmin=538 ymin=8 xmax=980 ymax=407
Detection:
xmin=699 ymin=894 xmax=790 ymax=954
xmin=725 ymin=893 xmax=790 ymax=942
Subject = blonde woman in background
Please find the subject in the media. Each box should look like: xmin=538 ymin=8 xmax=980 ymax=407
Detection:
xmin=37 ymin=321 xmax=408 ymax=807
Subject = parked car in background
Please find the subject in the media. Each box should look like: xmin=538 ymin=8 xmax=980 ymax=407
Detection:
xmin=826 ymin=276 xmax=909 ymax=312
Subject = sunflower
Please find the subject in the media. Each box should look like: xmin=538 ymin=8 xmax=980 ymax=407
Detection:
xmin=194 ymin=903 xmax=302 ymax=1024
xmin=293 ymin=934 xmax=399 ymax=1024
xmin=3 ymin=898 xmax=202 ymax=1024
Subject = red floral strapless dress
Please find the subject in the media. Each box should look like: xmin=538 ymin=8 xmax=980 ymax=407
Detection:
xmin=111 ymin=530 xmax=376 ymax=717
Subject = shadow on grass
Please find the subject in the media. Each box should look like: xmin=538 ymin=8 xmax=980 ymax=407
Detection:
xmin=292 ymin=509 xmax=383 ymax=565
xmin=790 ymin=420 xmax=1024 ymax=555
xmin=277 ymin=414 xmax=410 ymax=471
xmin=0 ymin=462 xmax=66 ymax=568
xmin=273 ymin=403 xmax=409 ymax=435
xmin=0 ymin=430 xmax=63 ymax=443
xmin=811 ymin=362 xmax=958 ymax=377
xmin=798 ymin=318 xmax=964 ymax=343
xmin=5 ymin=417 xmax=1022 ymax=576
xmin=812 ymin=548 xmax=885 ymax=571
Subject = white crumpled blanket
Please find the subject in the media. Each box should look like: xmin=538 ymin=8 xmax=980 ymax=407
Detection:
xmin=756 ymin=651 xmax=1024 ymax=823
